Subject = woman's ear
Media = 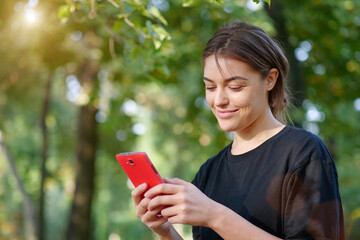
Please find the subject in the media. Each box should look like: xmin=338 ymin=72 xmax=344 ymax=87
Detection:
xmin=266 ymin=68 xmax=279 ymax=91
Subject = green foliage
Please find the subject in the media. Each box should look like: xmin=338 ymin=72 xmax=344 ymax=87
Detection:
xmin=253 ymin=0 xmax=271 ymax=5
xmin=1 ymin=0 xmax=359 ymax=239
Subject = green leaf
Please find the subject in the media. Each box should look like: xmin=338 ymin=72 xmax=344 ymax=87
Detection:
xmin=183 ymin=0 xmax=222 ymax=6
xmin=113 ymin=21 xmax=124 ymax=32
xmin=153 ymin=39 xmax=162 ymax=49
xmin=261 ymin=0 xmax=271 ymax=5
xmin=117 ymin=13 xmax=126 ymax=19
xmin=182 ymin=0 xmax=195 ymax=7
xmin=58 ymin=5 xmax=71 ymax=19
xmin=152 ymin=25 xmax=171 ymax=41
xmin=148 ymin=6 xmax=168 ymax=26
xmin=209 ymin=0 xmax=223 ymax=4
xmin=146 ymin=20 xmax=153 ymax=31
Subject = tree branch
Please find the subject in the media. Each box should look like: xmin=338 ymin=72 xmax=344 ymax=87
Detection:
xmin=0 ymin=132 xmax=38 ymax=240
xmin=124 ymin=16 xmax=151 ymax=39
xmin=107 ymin=0 xmax=121 ymax=8
xmin=38 ymin=73 xmax=53 ymax=240
xmin=89 ymin=0 xmax=96 ymax=19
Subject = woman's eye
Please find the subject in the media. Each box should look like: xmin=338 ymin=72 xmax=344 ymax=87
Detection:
xmin=229 ymin=86 xmax=243 ymax=90
xmin=206 ymin=86 xmax=216 ymax=90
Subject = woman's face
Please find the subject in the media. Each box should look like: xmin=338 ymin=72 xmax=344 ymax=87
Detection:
xmin=203 ymin=55 xmax=271 ymax=132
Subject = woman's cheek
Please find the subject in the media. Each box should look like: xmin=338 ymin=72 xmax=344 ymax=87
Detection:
xmin=205 ymin=94 xmax=214 ymax=107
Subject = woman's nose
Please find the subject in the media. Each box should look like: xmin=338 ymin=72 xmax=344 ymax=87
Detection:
xmin=214 ymin=88 xmax=229 ymax=107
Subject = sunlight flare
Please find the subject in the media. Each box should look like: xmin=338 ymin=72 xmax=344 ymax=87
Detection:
xmin=24 ymin=8 xmax=38 ymax=25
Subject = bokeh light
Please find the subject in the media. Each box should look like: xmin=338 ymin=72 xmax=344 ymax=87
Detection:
xmin=246 ymin=0 xmax=263 ymax=11
xmin=24 ymin=8 xmax=38 ymax=25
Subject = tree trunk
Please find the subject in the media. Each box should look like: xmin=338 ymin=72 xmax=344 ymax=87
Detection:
xmin=39 ymin=73 xmax=53 ymax=240
xmin=66 ymin=62 xmax=98 ymax=240
xmin=0 ymin=134 xmax=38 ymax=240
xmin=266 ymin=0 xmax=305 ymax=108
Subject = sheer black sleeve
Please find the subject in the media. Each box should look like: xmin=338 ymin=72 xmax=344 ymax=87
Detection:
xmin=283 ymin=155 xmax=345 ymax=239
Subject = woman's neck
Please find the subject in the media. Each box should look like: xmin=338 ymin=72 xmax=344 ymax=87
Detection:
xmin=231 ymin=109 xmax=285 ymax=155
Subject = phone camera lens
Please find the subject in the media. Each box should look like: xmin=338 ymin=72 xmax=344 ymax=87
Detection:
xmin=129 ymin=159 xmax=135 ymax=165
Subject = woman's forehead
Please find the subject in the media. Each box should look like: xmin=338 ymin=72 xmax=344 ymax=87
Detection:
xmin=204 ymin=55 xmax=254 ymax=76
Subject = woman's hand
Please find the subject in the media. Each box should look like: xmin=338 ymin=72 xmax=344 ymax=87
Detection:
xmin=142 ymin=179 xmax=281 ymax=240
xmin=131 ymin=183 xmax=172 ymax=236
xmin=144 ymin=178 xmax=218 ymax=227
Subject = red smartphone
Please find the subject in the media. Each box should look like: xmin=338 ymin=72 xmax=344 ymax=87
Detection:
xmin=116 ymin=152 xmax=164 ymax=189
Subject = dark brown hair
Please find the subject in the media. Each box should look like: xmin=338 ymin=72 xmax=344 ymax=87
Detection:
xmin=202 ymin=22 xmax=290 ymax=123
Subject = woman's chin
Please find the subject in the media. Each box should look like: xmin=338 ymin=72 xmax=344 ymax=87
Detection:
xmin=218 ymin=124 xmax=238 ymax=132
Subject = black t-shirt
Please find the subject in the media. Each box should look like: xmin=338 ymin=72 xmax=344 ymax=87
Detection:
xmin=192 ymin=126 xmax=345 ymax=240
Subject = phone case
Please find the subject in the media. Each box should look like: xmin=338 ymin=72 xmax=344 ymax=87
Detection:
xmin=116 ymin=152 xmax=164 ymax=189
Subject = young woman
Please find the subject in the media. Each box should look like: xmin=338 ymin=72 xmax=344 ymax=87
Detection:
xmin=131 ymin=22 xmax=345 ymax=240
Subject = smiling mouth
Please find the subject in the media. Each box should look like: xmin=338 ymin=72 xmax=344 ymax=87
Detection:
xmin=216 ymin=109 xmax=239 ymax=119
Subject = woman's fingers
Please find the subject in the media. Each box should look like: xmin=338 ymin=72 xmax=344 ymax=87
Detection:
xmin=131 ymin=184 xmax=175 ymax=235
xmin=142 ymin=212 xmax=168 ymax=230
xmin=160 ymin=204 xmax=179 ymax=218
xmin=164 ymin=177 xmax=192 ymax=187
xmin=145 ymin=179 xmax=195 ymax=199
xmin=132 ymin=183 xmax=148 ymax=206
xmin=137 ymin=198 xmax=165 ymax=219
xmin=140 ymin=204 xmax=168 ymax=229
xmin=134 ymin=178 xmax=214 ymax=227
xmin=147 ymin=194 xmax=179 ymax=211
xmin=136 ymin=178 xmax=214 ymax=227
xmin=135 ymin=197 xmax=151 ymax=218
xmin=144 ymin=184 xmax=177 ymax=198
xmin=160 ymin=204 xmax=196 ymax=225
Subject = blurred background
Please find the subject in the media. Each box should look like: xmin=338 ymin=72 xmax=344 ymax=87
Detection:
xmin=0 ymin=0 xmax=359 ymax=239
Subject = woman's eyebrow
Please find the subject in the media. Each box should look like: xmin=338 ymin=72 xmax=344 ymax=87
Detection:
xmin=203 ymin=76 xmax=248 ymax=82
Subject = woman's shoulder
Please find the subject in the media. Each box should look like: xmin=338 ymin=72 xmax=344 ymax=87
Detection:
xmin=283 ymin=125 xmax=326 ymax=150
xmin=280 ymin=125 xmax=333 ymax=170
